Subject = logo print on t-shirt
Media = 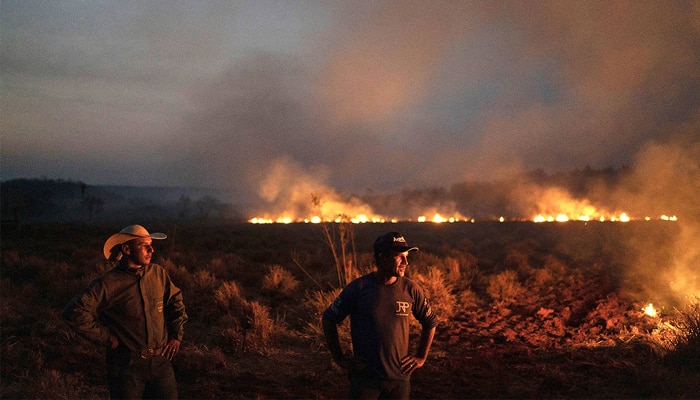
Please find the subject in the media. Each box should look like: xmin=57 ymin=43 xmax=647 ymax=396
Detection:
xmin=395 ymin=301 xmax=410 ymax=316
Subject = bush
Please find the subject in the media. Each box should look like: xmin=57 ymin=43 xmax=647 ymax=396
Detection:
xmin=457 ymin=287 xmax=481 ymax=309
xmin=303 ymin=288 xmax=348 ymax=346
xmin=186 ymin=269 xmax=220 ymax=323
xmin=413 ymin=267 xmax=457 ymax=322
xmin=262 ymin=265 xmax=300 ymax=297
xmin=247 ymin=300 xmax=275 ymax=348
xmin=487 ymin=269 xmax=524 ymax=306
xmin=214 ymin=281 xmax=276 ymax=353
xmin=160 ymin=258 xmax=191 ymax=291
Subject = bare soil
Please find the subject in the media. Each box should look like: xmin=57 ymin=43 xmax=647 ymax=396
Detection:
xmin=2 ymin=221 xmax=699 ymax=399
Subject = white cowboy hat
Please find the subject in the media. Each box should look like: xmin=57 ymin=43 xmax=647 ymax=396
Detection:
xmin=103 ymin=225 xmax=167 ymax=260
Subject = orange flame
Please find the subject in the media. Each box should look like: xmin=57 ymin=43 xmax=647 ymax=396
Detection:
xmin=643 ymin=303 xmax=659 ymax=317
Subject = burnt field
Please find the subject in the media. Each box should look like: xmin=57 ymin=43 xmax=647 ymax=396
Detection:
xmin=2 ymin=221 xmax=700 ymax=399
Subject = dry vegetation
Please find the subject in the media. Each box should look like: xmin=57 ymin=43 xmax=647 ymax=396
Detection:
xmin=2 ymin=221 xmax=700 ymax=399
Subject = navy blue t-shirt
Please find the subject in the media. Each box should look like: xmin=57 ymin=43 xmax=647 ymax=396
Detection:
xmin=323 ymin=273 xmax=438 ymax=381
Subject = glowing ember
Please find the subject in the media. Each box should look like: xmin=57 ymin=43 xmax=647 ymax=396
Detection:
xmin=643 ymin=303 xmax=659 ymax=317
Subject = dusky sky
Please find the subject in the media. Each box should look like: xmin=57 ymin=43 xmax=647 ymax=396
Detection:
xmin=2 ymin=0 xmax=699 ymax=204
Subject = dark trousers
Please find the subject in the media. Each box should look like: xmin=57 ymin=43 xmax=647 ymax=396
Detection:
xmin=107 ymin=352 xmax=178 ymax=400
xmin=348 ymin=373 xmax=410 ymax=400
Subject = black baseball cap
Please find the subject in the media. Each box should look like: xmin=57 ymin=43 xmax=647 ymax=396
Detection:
xmin=373 ymin=232 xmax=419 ymax=255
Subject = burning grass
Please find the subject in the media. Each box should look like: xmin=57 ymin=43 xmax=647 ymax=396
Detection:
xmin=2 ymin=221 xmax=699 ymax=398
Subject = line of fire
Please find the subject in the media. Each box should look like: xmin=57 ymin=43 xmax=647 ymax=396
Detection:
xmin=248 ymin=185 xmax=680 ymax=225
xmin=250 ymin=212 xmax=679 ymax=225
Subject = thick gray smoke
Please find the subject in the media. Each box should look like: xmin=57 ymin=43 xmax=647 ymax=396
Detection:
xmin=3 ymin=1 xmax=698 ymax=303
xmin=161 ymin=1 xmax=699 ymax=205
xmin=615 ymin=138 xmax=700 ymax=307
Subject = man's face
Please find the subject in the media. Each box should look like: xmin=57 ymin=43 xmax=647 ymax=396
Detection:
xmin=378 ymin=250 xmax=410 ymax=278
xmin=122 ymin=237 xmax=154 ymax=268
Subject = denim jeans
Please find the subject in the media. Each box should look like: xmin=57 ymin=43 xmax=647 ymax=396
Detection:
xmin=107 ymin=352 xmax=178 ymax=400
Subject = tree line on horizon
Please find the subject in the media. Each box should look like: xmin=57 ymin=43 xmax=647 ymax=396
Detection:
xmin=0 ymin=166 xmax=628 ymax=224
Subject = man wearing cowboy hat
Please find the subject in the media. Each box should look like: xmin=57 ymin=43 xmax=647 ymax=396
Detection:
xmin=63 ymin=225 xmax=188 ymax=399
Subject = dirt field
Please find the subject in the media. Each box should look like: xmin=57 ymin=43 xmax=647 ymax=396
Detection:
xmin=2 ymin=221 xmax=699 ymax=399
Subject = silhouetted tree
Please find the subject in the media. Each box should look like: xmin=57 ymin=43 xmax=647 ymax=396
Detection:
xmin=196 ymin=195 xmax=220 ymax=219
xmin=82 ymin=195 xmax=104 ymax=220
xmin=177 ymin=195 xmax=193 ymax=219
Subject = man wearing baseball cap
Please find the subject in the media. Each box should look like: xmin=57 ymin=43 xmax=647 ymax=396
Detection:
xmin=63 ymin=225 xmax=188 ymax=399
xmin=322 ymin=232 xmax=438 ymax=399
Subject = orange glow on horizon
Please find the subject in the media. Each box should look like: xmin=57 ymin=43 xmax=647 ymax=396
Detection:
xmin=249 ymin=213 xmax=679 ymax=224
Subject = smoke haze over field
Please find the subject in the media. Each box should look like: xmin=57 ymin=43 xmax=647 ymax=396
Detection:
xmin=2 ymin=1 xmax=699 ymax=197
xmin=2 ymin=1 xmax=699 ymax=301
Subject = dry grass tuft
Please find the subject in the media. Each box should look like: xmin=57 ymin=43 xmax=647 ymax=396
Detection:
xmin=663 ymin=302 xmax=700 ymax=367
xmin=4 ymin=222 xmax=699 ymax=399
xmin=262 ymin=265 xmax=300 ymax=296
xmin=214 ymin=281 xmax=276 ymax=353
xmin=487 ymin=269 xmax=525 ymax=306
xmin=414 ymin=267 xmax=457 ymax=322
xmin=303 ymin=288 xmax=350 ymax=347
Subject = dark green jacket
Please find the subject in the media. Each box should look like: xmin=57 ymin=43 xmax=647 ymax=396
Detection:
xmin=63 ymin=262 xmax=187 ymax=352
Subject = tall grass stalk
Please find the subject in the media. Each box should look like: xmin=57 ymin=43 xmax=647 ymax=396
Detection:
xmin=311 ymin=194 xmax=357 ymax=288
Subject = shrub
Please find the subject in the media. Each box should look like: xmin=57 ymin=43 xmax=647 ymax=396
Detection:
xmin=505 ymin=249 xmax=531 ymax=272
xmin=531 ymin=265 xmax=555 ymax=289
xmin=457 ymin=287 xmax=481 ymax=309
xmin=186 ymin=269 xmax=221 ymax=323
xmin=247 ymin=300 xmax=275 ymax=348
xmin=194 ymin=269 xmax=218 ymax=292
xmin=214 ymin=281 xmax=244 ymax=309
xmin=262 ymin=265 xmax=300 ymax=297
xmin=20 ymin=368 xmax=106 ymax=400
xmin=456 ymin=251 xmax=480 ymax=288
xmin=160 ymin=258 xmax=192 ymax=291
xmin=209 ymin=253 xmax=252 ymax=284
xmin=303 ymin=288 xmax=350 ymax=347
xmin=486 ymin=269 xmax=524 ymax=306
xmin=176 ymin=344 xmax=229 ymax=377
xmin=214 ymin=281 xmax=276 ymax=353
xmin=413 ymin=267 xmax=457 ymax=322
xmin=444 ymin=256 xmax=461 ymax=285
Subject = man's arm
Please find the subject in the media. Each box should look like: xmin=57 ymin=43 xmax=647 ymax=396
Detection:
xmin=416 ymin=325 xmax=436 ymax=362
xmin=163 ymin=270 xmax=188 ymax=360
xmin=322 ymin=318 xmax=345 ymax=365
xmin=62 ymin=282 xmax=115 ymax=348
xmin=163 ymin=272 xmax=188 ymax=342
xmin=401 ymin=325 xmax=436 ymax=373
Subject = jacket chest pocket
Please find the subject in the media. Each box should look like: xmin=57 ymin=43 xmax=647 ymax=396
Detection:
xmin=142 ymin=284 xmax=165 ymax=314
xmin=154 ymin=299 xmax=164 ymax=313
